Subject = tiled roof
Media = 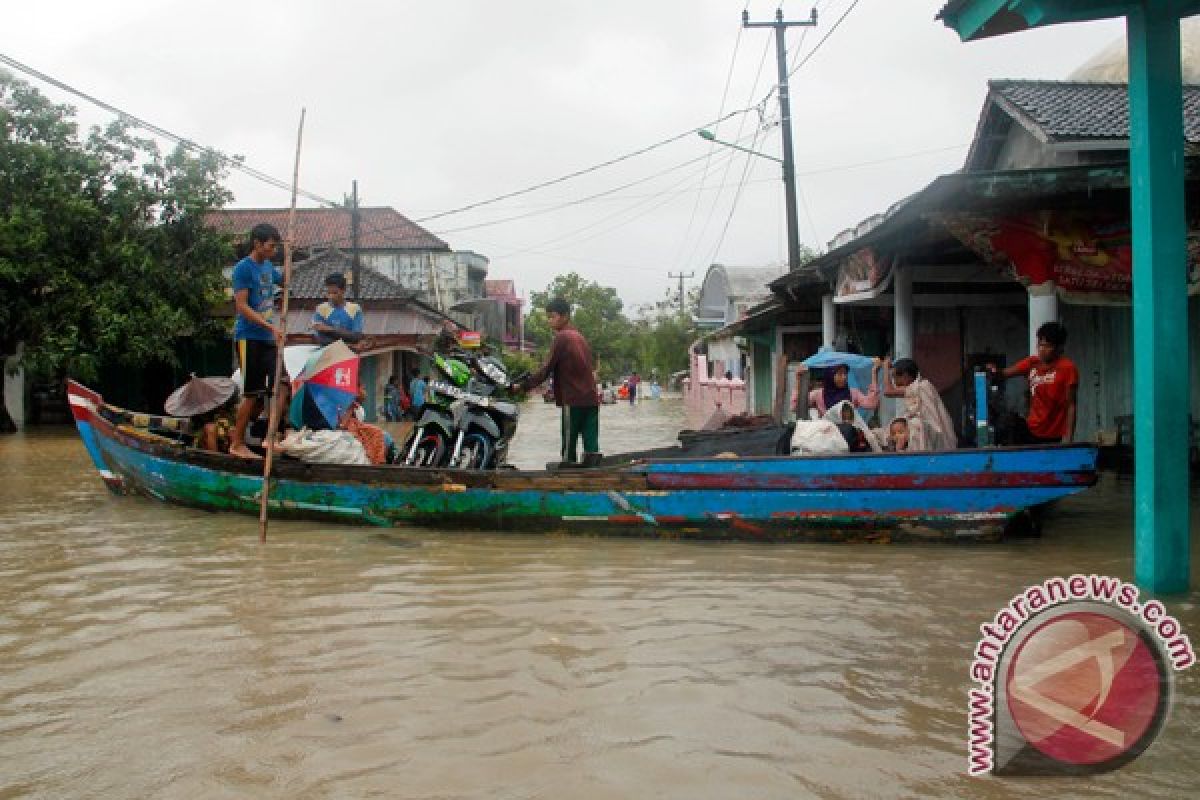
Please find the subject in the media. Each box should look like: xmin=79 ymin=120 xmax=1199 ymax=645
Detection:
xmin=288 ymin=250 xmax=416 ymax=301
xmin=204 ymin=207 xmax=450 ymax=251
xmin=991 ymin=79 xmax=1200 ymax=143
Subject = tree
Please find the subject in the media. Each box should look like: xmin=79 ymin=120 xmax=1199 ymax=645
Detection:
xmin=0 ymin=70 xmax=233 ymax=431
xmin=525 ymin=272 xmax=634 ymax=380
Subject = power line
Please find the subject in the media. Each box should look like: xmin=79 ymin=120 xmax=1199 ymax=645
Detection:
xmin=429 ymin=146 xmax=740 ymax=237
xmin=671 ymin=12 xmax=747 ymax=270
xmin=786 ymin=0 xmax=861 ymax=80
xmin=683 ymin=28 xmax=775 ymax=269
xmin=411 ymin=108 xmax=752 ymax=226
xmin=0 ymin=51 xmax=342 ymax=208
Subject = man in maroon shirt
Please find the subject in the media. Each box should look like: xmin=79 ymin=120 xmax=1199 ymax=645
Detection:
xmin=517 ymin=298 xmax=601 ymax=467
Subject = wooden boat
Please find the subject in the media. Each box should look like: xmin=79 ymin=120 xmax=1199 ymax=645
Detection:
xmin=67 ymin=380 xmax=1099 ymax=542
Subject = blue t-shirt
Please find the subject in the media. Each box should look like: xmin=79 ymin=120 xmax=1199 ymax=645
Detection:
xmin=410 ymin=377 xmax=427 ymax=408
xmin=232 ymin=257 xmax=283 ymax=342
xmin=312 ymin=301 xmax=364 ymax=345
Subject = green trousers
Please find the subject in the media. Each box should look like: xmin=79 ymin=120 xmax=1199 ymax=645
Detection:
xmin=560 ymin=405 xmax=600 ymax=462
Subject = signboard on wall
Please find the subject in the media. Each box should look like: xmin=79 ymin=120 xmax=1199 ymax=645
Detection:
xmin=936 ymin=210 xmax=1200 ymax=304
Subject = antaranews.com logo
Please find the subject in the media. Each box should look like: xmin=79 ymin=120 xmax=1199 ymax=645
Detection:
xmin=967 ymin=574 xmax=1195 ymax=776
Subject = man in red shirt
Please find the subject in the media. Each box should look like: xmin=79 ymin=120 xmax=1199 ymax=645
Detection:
xmin=517 ymin=298 xmax=602 ymax=467
xmin=992 ymin=321 xmax=1079 ymax=444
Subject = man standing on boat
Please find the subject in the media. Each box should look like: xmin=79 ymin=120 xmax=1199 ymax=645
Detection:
xmin=229 ymin=223 xmax=285 ymax=459
xmin=990 ymin=321 xmax=1079 ymax=444
xmin=515 ymin=297 xmax=601 ymax=468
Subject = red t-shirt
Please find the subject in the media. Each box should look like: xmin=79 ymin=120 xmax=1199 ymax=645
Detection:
xmin=1014 ymin=355 xmax=1079 ymax=440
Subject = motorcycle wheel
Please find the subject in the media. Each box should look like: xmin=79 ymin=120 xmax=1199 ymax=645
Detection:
xmin=411 ymin=430 xmax=449 ymax=467
xmin=456 ymin=431 xmax=494 ymax=470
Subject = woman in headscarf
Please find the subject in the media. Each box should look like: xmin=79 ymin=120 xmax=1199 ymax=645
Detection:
xmin=882 ymin=357 xmax=958 ymax=451
xmin=803 ymin=360 xmax=883 ymax=416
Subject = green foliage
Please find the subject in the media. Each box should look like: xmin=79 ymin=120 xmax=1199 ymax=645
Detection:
xmin=524 ymin=272 xmax=698 ymax=383
xmin=527 ymin=272 xmax=634 ymax=380
xmin=498 ymin=348 xmax=538 ymax=381
xmin=0 ymin=70 xmax=233 ymax=385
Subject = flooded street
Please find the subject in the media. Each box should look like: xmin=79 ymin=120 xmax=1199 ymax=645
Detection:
xmin=1 ymin=397 xmax=1197 ymax=798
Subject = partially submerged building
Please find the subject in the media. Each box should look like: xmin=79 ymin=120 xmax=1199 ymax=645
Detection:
xmin=689 ymin=78 xmax=1200 ymax=450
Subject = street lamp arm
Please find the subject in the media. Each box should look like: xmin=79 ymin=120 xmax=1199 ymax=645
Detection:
xmin=695 ymin=130 xmax=784 ymax=164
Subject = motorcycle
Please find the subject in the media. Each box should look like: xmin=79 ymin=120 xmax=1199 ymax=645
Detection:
xmin=403 ymin=350 xmax=520 ymax=469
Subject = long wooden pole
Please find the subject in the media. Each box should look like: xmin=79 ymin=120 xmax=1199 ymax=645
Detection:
xmin=259 ymin=109 xmax=306 ymax=543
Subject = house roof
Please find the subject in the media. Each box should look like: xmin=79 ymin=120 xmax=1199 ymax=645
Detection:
xmin=204 ymin=207 xmax=450 ymax=251
xmin=770 ymin=158 xmax=1200 ymax=295
xmin=288 ymin=250 xmax=416 ymax=301
xmin=965 ymin=79 xmax=1200 ymax=171
xmin=989 ymin=79 xmax=1200 ymax=143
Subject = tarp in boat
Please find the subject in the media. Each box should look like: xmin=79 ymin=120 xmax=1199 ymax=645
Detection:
xmin=800 ymin=349 xmax=876 ymax=393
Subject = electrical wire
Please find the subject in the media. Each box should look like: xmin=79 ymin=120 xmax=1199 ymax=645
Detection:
xmin=0 ymin=51 xmax=342 ymax=208
xmin=786 ymin=0 xmax=861 ymax=80
xmin=683 ymin=28 xmax=776 ymax=269
xmin=670 ymin=7 xmax=747 ymax=270
xmin=411 ymin=108 xmax=752 ymax=226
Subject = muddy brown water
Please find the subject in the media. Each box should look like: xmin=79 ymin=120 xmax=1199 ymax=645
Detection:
xmin=1 ymin=397 xmax=1197 ymax=798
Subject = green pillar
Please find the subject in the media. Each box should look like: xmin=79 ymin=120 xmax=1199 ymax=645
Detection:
xmin=1128 ymin=3 xmax=1191 ymax=593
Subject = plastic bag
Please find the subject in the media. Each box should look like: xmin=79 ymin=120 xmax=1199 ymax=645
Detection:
xmin=278 ymin=428 xmax=371 ymax=465
xmin=790 ymin=419 xmax=849 ymax=454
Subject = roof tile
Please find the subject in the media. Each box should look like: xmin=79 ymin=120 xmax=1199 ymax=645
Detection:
xmin=205 ymin=207 xmax=449 ymax=251
xmin=992 ymin=79 xmax=1200 ymax=142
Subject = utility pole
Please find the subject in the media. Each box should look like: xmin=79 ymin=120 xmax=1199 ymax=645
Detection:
xmin=350 ymin=180 xmax=361 ymax=300
xmin=743 ymin=7 xmax=817 ymax=271
xmin=668 ymin=271 xmax=694 ymax=315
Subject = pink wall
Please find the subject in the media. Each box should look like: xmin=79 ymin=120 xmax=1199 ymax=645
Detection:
xmin=683 ymin=352 xmax=746 ymax=427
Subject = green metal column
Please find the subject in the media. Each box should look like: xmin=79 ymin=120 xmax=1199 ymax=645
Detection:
xmin=1127 ymin=3 xmax=1191 ymax=593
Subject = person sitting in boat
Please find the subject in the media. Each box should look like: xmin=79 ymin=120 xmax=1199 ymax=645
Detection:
xmin=197 ymin=398 xmax=238 ymax=453
xmin=882 ymin=357 xmax=958 ymax=451
xmin=800 ymin=360 xmax=882 ymax=416
xmin=885 ymin=417 xmax=911 ymax=452
xmin=988 ymin=321 xmax=1079 ymax=444
xmin=835 ymin=402 xmax=872 ymax=452
xmin=311 ymin=273 xmax=365 ymax=348
xmin=165 ymin=375 xmax=241 ymax=454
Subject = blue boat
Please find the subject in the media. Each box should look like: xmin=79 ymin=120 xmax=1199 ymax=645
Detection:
xmin=67 ymin=381 xmax=1098 ymax=542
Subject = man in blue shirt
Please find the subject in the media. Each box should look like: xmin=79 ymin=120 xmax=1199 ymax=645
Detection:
xmin=311 ymin=272 xmax=365 ymax=346
xmin=230 ymin=223 xmax=284 ymax=459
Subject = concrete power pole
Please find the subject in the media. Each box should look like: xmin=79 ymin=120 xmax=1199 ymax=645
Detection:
xmin=743 ymin=8 xmax=817 ymax=271
xmin=668 ymin=271 xmax=694 ymax=315
xmin=350 ymin=180 xmax=362 ymax=300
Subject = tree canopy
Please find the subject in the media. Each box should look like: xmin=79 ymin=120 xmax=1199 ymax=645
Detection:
xmin=524 ymin=272 xmax=697 ymax=382
xmin=0 ymin=70 xmax=233 ymax=429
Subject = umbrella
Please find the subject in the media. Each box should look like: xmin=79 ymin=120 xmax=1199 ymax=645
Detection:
xmin=231 ymin=344 xmax=319 ymax=389
xmin=288 ymin=340 xmax=360 ymax=430
xmin=164 ymin=375 xmax=238 ymax=417
xmin=800 ymin=349 xmax=877 ymax=392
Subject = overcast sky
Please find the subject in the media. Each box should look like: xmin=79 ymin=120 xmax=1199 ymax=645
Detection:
xmin=6 ymin=1 xmax=1127 ymax=308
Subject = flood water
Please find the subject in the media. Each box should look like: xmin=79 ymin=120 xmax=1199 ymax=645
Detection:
xmin=1 ymin=397 xmax=1197 ymax=799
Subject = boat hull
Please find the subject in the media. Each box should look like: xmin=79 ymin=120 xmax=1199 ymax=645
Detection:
xmin=67 ymin=381 xmax=1098 ymax=542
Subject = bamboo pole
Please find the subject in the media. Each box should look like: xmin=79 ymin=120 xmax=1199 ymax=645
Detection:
xmin=259 ymin=109 xmax=306 ymax=543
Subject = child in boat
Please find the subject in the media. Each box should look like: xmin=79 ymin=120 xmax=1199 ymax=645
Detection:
xmin=835 ymin=402 xmax=871 ymax=453
xmin=882 ymin=357 xmax=958 ymax=451
xmin=886 ymin=418 xmax=910 ymax=452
